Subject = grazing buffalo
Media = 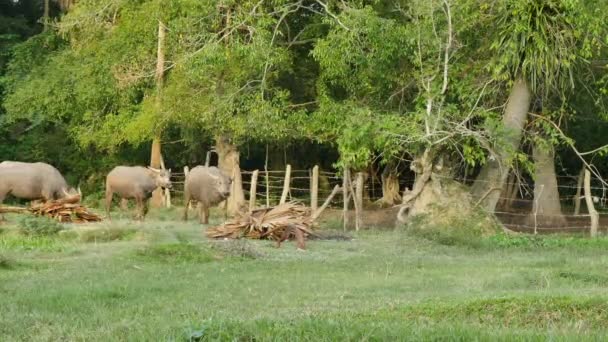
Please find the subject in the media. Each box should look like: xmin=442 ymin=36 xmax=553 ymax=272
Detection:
xmin=0 ymin=161 xmax=79 ymax=219
xmin=105 ymin=166 xmax=172 ymax=220
xmin=183 ymin=166 xmax=232 ymax=224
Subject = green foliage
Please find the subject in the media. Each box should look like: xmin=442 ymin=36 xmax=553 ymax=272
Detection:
xmin=489 ymin=0 xmax=604 ymax=96
xmin=18 ymin=216 xmax=63 ymax=236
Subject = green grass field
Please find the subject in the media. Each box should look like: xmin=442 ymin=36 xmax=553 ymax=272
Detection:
xmin=2 ymin=209 xmax=608 ymax=341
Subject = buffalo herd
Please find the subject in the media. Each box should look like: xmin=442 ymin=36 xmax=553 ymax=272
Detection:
xmin=0 ymin=161 xmax=232 ymax=223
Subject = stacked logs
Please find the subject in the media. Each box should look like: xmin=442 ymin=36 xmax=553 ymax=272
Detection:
xmin=206 ymin=202 xmax=315 ymax=249
xmin=0 ymin=194 xmax=102 ymax=223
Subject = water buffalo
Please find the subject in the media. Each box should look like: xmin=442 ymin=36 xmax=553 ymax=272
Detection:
xmin=105 ymin=166 xmax=172 ymax=220
xmin=0 ymin=161 xmax=79 ymax=219
xmin=183 ymin=166 xmax=232 ymax=224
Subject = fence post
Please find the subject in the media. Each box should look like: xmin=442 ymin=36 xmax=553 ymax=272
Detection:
xmin=584 ymin=169 xmax=599 ymax=237
xmin=312 ymin=185 xmax=341 ymax=221
xmin=249 ymin=169 xmax=259 ymax=211
xmin=574 ymin=167 xmax=584 ymax=215
xmin=532 ymin=185 xmax=543 ymax=235
xmin=343 ymin=168 xmax=350 ymax=231
xmin=160 ymin=155 xmax=170 ymax=208
xmin=311 ymin=165 xmax=319 ymax=212
xmin=280 ymin=164 xmax=292 ymax=204
xmin=355 ymin=172 xmax=364 ymax=231
xmin=205 ymin=151 xmax=211 ymax=167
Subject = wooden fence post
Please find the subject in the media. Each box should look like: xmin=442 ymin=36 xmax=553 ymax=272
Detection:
xmin=205 ymin=151 xmax=211 ymax=167
xmin=249 ymin=170 xmax=259 ymax=211
xmin=584 ymin=169 xmax=599 ymax=237
xmin=160 ymin=155 xmax=170 ymax=208
xmin=311 ymin=165 xmax=319 ymax=212
xmin=343 ymin=168 xmax=350 ymax=231
xmin=355 ymin=172 xmax=364 ymax=231
xmin=574 ymin=167 xmax=584 ymax=215
xmin=312 ymin=185 xmax=341 ymax=221
xmin=280 ymin=164 xmax=292 ymax=204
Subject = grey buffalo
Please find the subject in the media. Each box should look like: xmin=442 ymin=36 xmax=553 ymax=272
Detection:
xmin=105 ymin=166 xmax=172 ymax=220
xmin=183 ymin=166 xmax=232 ymax=224
xmin=0 ymin=161 xmax=79 ymax=219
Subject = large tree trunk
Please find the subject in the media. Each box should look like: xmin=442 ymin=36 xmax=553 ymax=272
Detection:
xmin=150 ymin=20 xmax=166 ymax=208
xmin=57 ymin=0 xmax=76 ymax=12
xmin=216 ymin=136 xmax=245 ymax=215
xmin=528 ymin=144 xmax=566 ymax=226
xmin=377 ymin=166 xmax=401 ymax=207
xmin=43 ymin=0 xmax=50 ymax=31
xmin=471 ymin=78 xmax=531 ymax=212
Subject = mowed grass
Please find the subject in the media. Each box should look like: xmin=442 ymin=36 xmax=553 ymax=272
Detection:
xmin=2 ymin=208 xmax=608 ymax=340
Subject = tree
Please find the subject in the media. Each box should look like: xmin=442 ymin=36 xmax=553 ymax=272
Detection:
xmin=471 ymin=0 xmax=606 ymax=217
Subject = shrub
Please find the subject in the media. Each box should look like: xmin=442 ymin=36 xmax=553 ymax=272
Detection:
xmin=18 ymin=216 xmax=63 ymax=236
xmin=403 ymin=210 xmax=500 ymax=248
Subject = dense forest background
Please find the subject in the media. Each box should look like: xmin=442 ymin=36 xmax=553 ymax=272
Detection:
xmin=2 ymin=0 xmax=608 ymax=221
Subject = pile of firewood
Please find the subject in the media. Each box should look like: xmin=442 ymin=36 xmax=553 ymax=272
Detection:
xmin=206 ymin=202 xmax=315 ymax=249
xmin=0 ymin=194 xmax=102 ymax=223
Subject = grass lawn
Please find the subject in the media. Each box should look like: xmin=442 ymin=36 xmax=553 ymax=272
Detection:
xmin=2 ymin=209 xmax=608 ymax=341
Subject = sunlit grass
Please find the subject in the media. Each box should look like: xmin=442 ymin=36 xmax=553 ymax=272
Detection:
xmin=2 ymin=209 xmax=608 ymax=340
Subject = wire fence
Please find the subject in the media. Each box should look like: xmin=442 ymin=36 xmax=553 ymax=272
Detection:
xmin=166 ymin=166 xmax=608 ymax=234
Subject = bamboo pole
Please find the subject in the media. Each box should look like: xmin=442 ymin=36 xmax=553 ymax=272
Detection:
xmin=311 ymin=165 xmax=319 ymax=212
xmin=249 ymin=170 xmax=259 ymax=211
xmin=312 ymin=185 xmax=341 ymax=221
xmin=584 ymin=169 xmax=599 ymax=238
xmin=343 ymin=168 xmax=350 ymax=231
xmin=280 ymin=164 xmax=292 ymax=204
xmin=265 ymin=144 xmax=270 ymax=207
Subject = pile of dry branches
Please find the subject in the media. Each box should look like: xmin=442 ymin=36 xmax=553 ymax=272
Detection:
xmin=206 ymin=202 xmax=315 ymax=249
xmin=0 ymin=194 xmax=102 ymax=223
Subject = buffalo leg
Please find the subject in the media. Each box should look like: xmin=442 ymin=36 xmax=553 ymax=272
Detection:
xmin=0 ymin=193 xmax=5 ymax=221
xmin=120 ymin=198 xmax=129 ymax=211
xmin=198 ymin=204 xmax=209 ymax=225
xmin=105 ymin=190 xmax=113 ymax=220
xmin=183 ymin=192 xmax=191 ymax=222
xmin=135 ymin=197 xmax=146 ymax=221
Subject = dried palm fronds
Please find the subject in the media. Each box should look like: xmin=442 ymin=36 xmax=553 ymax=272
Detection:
xmin=206 ymin=202 xmax=315 ymax=249
xmin=0 ymin=194 xmax=102 ymax=223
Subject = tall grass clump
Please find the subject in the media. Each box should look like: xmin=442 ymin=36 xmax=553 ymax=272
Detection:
xmin=18 ymin=216 xmax=63 ymax=236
